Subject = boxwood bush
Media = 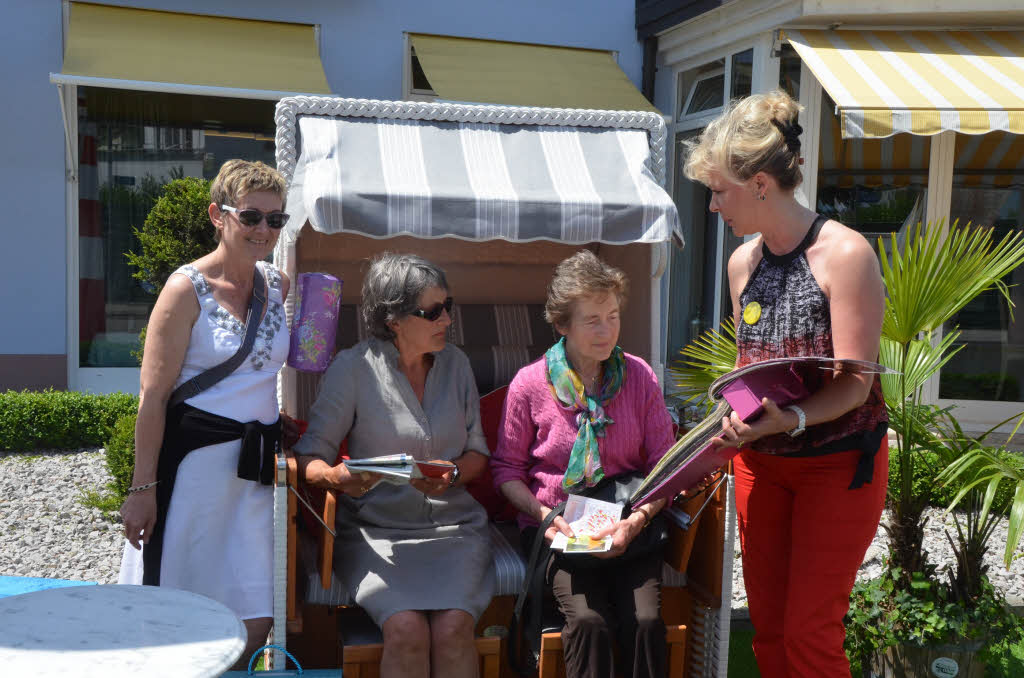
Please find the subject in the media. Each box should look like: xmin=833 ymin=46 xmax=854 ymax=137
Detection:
xmin=104 ymin=413 xmax=137 ymax=503
xmin=0 ymin=389 xmax=138 ymax=452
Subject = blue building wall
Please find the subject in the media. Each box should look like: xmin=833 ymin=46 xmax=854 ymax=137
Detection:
xmin=0 ymin=4 xmax=67 ymax=355
xmin=0 ymin=0 xmax=645 ymax=386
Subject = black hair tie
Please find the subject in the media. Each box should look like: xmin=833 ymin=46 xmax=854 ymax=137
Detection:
xmin=770 ymin=118 xmax=803 ymax=155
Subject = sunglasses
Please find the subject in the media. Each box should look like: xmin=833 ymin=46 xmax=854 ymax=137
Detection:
xmin=220 ymin=204 xmax=290 ymax=230
xmin=411 ymin=297 xmax=453 ymax=321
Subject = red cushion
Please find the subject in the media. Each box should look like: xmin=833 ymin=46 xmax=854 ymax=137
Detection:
xmin=466 ymin=386 xmax=517 ymax=522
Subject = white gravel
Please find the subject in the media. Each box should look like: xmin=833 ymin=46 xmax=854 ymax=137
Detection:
xmin=730 ymin=506 xmax=1024 ymax=616
xmin=2 ymin=450 xmax=1021 ymax=613
xmin=0 ymin=450 xmax=123 ymax=583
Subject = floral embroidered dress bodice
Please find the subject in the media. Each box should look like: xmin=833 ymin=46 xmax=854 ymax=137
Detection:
xmin=172 ymin=261 xmax=288 ymax=425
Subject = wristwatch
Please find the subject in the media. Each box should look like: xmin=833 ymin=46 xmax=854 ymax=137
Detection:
xmin=448 ymin=462 xmax=461 ymax=487
xmin=786 ymin=405 xmax=806 ymax=437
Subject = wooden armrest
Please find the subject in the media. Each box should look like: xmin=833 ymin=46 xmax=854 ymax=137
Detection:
xmin=663 ymin=492 xmax=706 ymax=574
xmin=280 ymin=448 xmax=300 ymax=630
xmin=680 ymin=471 xmax=728 ymax=607
xmin=319 ymin=489 xmax=337 ymax=590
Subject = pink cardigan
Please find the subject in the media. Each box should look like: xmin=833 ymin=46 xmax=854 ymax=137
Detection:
xmin=491 ymin=352 xmax=675 ymax=528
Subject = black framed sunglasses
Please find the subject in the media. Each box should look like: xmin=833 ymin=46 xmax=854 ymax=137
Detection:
xmin=411 ymin=297 xmax=453 ymax=321
xmin=220 ymin=204 xmax=290 ymax=230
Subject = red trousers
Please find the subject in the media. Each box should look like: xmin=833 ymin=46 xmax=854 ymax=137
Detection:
xmin=733 ymin=440 xmax=887 ymax=678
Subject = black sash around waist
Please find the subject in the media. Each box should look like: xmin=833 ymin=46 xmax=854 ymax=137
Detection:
xmin=142 ymin=402 xmax=281 ymax=585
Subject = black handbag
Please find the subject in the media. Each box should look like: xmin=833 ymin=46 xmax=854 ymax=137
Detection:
xmin=507 ymin=472 xmax=669 ymax=675
xmin=555 ymin=472 xmax=669 ymax=569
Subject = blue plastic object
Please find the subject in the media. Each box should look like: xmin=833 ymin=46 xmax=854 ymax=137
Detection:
xmin=219 ymin=644 xmax=342 ymax=676
xmin=0 ymin=576 xmax=97 ymax=600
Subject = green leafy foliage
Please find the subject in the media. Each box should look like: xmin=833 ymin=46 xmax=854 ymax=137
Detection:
xmin=845 ymin=568 xmax=1018 ymax=672
xmin=104 ymin=413 xmax=137 ymax=502
xmin=890 ymin=447 xmax=1023 ymax=516
xmin=124 ymin=177 xmax=216 ymax=296
xmin=667 ymin=317 xmax=737 ymax=413
xmin=0 ymin=390 xmax=138 ymax=451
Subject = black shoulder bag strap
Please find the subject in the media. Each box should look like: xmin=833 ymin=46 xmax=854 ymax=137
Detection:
xmin=167 ymin=264 xmax=267 ymax=409
xmin=508 ymin=499 xmax=568 ymax=676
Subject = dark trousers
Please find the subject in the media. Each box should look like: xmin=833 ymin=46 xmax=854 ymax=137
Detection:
xmin=548 ymin=552 xmax=666 ymax=678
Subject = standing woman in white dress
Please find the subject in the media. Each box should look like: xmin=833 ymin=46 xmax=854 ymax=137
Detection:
xmin=119 ymin=160 xmax=291 ymax=667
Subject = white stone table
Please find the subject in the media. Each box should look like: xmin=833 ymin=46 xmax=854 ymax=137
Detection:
xmin=0 ymin=584 xmax=245 ymax=677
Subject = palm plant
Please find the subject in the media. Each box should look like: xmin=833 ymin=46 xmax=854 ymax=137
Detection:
xmin=879 ymin=220 xmax=1024 ymax=591
xmin=939 ymin=418 xmax=1024 ymax=572
xmin=667 ymin=318 xmax=737 ymax=414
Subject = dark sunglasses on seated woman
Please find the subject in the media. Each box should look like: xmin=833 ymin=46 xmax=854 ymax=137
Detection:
xmin=220 ymin=204 xmax=290 ymax=230
xmin=411 ymin=296 xmax=453 ymax=321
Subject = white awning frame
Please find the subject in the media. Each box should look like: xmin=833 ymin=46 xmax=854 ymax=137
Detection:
xmin=275 ymin=96 xmax=669 ymax=187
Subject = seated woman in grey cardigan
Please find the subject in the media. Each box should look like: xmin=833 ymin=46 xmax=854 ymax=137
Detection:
xmin=293 ymin=253 xmax=493 ymax=678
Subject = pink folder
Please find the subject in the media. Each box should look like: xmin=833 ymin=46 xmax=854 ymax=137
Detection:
xmin=630 ymin=357 xmax=890 ymax=509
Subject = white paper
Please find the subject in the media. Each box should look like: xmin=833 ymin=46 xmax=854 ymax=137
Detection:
xmin=550 ymin=495 xmax=623 ymax=553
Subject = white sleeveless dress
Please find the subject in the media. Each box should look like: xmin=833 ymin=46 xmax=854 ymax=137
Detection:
xmin=119 ymin=260 xmax=289 ymax=620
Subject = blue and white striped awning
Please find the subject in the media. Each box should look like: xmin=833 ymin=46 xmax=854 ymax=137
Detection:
xmin=277 ymin=98 xmax=680 ymax=245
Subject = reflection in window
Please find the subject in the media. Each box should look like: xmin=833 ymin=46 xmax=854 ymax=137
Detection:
xmin=815 ymin=94 xmax=927 ymax=247
xmin=667 ymin=131 xmax=718 ymax=366
xmin=679 ymin=60 xmax=725 ymax=120
xmin=940 ymin=132 xmax=1024 ymax=402
xmin=730 ymin=49 xmax=753 ymax=101
xmin=778 ymin=43 xmax=801 ymax=100
xmin=78 ymin=87 xmax=275 ymax=367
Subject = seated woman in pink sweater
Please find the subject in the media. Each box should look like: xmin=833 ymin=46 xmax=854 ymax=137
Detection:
xmin=491 ymin=250 xmax=675 ymax=678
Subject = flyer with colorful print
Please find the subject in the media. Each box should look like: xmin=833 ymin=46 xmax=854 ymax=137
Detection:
xmin=550 ymin=495 xmax=624 ymax=553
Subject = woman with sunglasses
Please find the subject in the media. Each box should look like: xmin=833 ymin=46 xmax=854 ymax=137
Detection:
xmin=119 ymin=160 xmax=292 ymax=668
xmin=491 ymin=250 xmax=676 ymax=678
xmin=294 ymin=253 xmax=493 ymax=678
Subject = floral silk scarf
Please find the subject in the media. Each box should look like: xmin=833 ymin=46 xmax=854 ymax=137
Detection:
xmin=545 ymin=337 xmax=626 ymax=492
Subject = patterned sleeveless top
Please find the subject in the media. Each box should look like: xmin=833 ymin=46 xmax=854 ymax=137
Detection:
xmin=736 ymin=215 xmax=887 ymax=489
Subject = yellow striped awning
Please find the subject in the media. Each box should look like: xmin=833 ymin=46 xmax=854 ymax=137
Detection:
xmin=56 ymin=2 xmax=330 ymax=98
xmin=409 ymin=33 xmax=657 ymax=113
xmin=786 ymin=29 xmax=1024 ymax=139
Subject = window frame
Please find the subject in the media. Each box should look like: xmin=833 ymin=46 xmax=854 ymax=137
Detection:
xmin=402 ymin=33 xmax=438 ymax=102
xmin=663 ymin=37 xmax=771 ymax=382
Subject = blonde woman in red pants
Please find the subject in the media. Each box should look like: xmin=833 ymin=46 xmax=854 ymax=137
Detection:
xmin=685 ymin=90 xmax=888 ymax=678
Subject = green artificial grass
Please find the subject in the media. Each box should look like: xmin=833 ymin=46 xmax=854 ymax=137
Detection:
xmin=729 ymin=629 xmax=759 ymax=677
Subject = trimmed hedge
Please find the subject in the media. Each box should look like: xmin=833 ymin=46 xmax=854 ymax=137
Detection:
xmin=0 ymin=389 xmax=138 ymax=452
xmin=105 ymin=413 xmax=137 ymax=502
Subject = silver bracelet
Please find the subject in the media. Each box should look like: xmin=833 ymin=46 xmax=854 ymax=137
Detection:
xmin=127 ymin=480 xmax=160 ymax=494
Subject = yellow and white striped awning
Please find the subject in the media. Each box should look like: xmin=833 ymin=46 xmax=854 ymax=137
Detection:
xmin=786 ymin=29 xmax=1024 ymax=139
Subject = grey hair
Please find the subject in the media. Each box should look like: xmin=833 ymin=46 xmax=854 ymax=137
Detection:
xmin=361 ymin=252 xmax=449 ymax=340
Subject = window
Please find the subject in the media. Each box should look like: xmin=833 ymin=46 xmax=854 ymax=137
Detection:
xmin=815 ymin=93 xmax=927 ymax=248
xmin=939 ymin=132 xmax=1024 ymax=402
xmin=679 ymin=60 xmax=725 ymax=120
xmin=777 ymin=43 xmax=801 ymax=100
xmin=730 ymin=48 xmax=753 ymax=101
xmin=77 ymin=87 xmax=275 ymax=367
xmin=409 ymin=46 xmax=437 ymax=97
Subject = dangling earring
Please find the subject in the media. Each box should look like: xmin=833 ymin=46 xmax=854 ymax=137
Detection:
xmin=759 ymin=193 xmax=766 ymax=201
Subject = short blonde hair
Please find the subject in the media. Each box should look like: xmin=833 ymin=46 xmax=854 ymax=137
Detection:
xmin=545 ymin=250 xmax=628 ymax=330
xmin=210 ymin=160 xmax=287 ymax=209
xmin=683 ymin=90 xmax=803 ymax=190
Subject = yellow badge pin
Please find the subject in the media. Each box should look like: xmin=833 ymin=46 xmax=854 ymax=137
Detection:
xmin=743 ymin=301 xmax=762 ymax=325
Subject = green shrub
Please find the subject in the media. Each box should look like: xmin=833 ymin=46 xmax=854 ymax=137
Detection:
xmin=124 ymin=176 xmax=216 ymax=296
xmin=105 ymin=413 xmax=137 ymax=502
xmin=889 ymin=448 xmax=1023 ymax=515
xmin=0 ymin=390 xmax=138 ymax=451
